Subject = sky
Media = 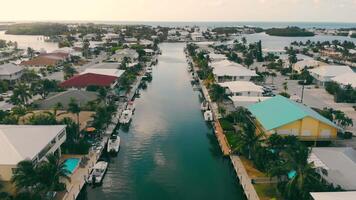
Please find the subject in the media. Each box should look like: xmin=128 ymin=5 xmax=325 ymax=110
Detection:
xmin=0 ymin=0 xmax=355 ymax=22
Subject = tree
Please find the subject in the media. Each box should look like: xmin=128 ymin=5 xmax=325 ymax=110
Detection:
xmin=243 ymin=53 xmax=254 ymax=68
xmin=12 ymin=83 xmax=32 ymax=105
xmin=82 ymin=39 xmax=91 ymax=58
xmin=241 ymin=37 xmax=247 ymax=44
xmin=270 ymin=72 xmax=277 ymax=84
xmin=53 ymin=102 xmax=63 ymax=117
xmin=235 ymin=124 xmax=264 ymax=160
xmin=283 ymin=82 xmax=288 ymax=92
xmin=63 ymin=64 xmax=77 ymax=80
xmin=11 ymin=160 xmax=39 ymax=193
xmin=26 ymin=47 xmax=35 ymax=59
xmin=32 ymin=79 xmax=59 ymax=99
xmin=68 ymin=98 xmax=81 ymax=134
xmin=98 ymin=87 xmax=108 ymax=104
xmin=209 ymin=84 xmax=228 ymax=103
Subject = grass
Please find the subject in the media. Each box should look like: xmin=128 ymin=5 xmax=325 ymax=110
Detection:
xmin=254 ymin=183 xmax=283 ymax=200
xmin=225 ymin=131 xmax=239 ymax=149
xmin=240 ymin=156 xmax=266 ymax=178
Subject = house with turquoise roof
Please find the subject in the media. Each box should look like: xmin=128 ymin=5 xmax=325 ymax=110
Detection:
xmin=247 ymin=95 xmax=340 ymax=141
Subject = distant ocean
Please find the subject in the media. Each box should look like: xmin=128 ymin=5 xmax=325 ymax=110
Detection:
xmin=2 ymin=21 xmax=356 ymax=29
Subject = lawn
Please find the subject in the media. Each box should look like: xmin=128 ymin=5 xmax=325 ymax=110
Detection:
xmin=225 ymin=130 xmax=239 ymax=149
xmin=240 ymin=156 xmax=266 ymax=178
xmin=254 ymin=183 xmax=283 ymax=200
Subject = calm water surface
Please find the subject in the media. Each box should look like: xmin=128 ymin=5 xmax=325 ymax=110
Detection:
xmin=0 ymin=31 xmax=58 ymax=52
xmin=87 ymin=43 xmax=245 ymax=200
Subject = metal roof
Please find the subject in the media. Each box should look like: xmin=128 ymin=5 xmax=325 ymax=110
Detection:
xmin=247 ymin=95 xmax=339 ymax=131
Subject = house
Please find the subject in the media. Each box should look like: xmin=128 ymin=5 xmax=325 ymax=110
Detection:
xmin=111 ymin=49 xmax=139 ymax=63
xmin=59 ymin=73 xmax=118 ymax=89
xmin=219 ymin=81 xmax=263 ymax=97
xmin=311 ymin=191 xmax=356 ymax=200
xmin=81 ymin=68 xmax=125 ymax=78
xmin=35 ymin=90 xmax=99 ymax=110
xmin=0 ymin=125 xmax=66 ymax=181
xmin=293 ymin=59 xmax=322 ymax=73
xmin=0 ymin=63 xmax=24 ymax=81
xmin=309 ymin=148 xmax=356 ymax=190
xmin=20 ymin=52 xmax=70 ymax=69
xmin=212 ymin=60 xmax=258 ymax=82
xmin=190 ymin=32 xmax=205 ymax=42
xmin=247 ymin=95 xmax=340 ymax=141
xmin=52 ymin=47 xmax=82 ymax=57
xmin=219 ymin=81 xmax=269 ymax=107
xmin=331 ymin=73 xmax=356 ymax=89
xmin=208 ymin=53 xmax=226 ymax=62
xmin=139 ymin=39 xmax=154 ymax=47
xmin=144 ymin=49 xmax=154 ymax=56
xmin=309 ymin=65 xmax=354 ymax=86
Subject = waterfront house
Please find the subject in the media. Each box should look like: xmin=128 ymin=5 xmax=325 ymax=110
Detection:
xmin=208 ymin=53 xmax=226 ymax=62
xmin=219 ymin=81 xmax=270 ymax=107
xmin=0 ymin=63 xmax=24 ymax=81
xmin=111 ymin=49 xmax=139 ymax=63
xmin=331 ymin=73 xmax=356 ymax=89
xmin=0 ymin=125 xmax=66 ymax=181
xmin=190 ymin=32 xmax=205 ymax=42
xmin=311 ymin=191 xmax=356 ymax=200
xmin=309 ymin=148 xmax=356 ymax=190
xmin=309 ymin=65 xmax=354 ymax=86
xmin=20 ymin=52 xmax=70 ymax=70
xmin=247 ymin=95 xmax=340 ymax=141
xmin=212 ymin=60 xmax=258 ymax=82
xmin=35 ymin=90 xmax=99 ymax=110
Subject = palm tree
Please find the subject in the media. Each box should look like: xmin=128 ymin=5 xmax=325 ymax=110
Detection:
xmin=235 ymin=127 xmax=264 ymax=160
xmin=37 ymin=154 xmax=69 ymax=192
xmin=270 ymin=72 xmax=277 ymax=84
xmin=13 ymin=83 xmax=32 ymax=105
xmin=68 ymin=98 xmax=81 ymax=135
xmin=53 ymin=102 xmax=64 ymax=117
xmin=283 ymin=82 xmax=288 ymax=93
xmin=209 ymin=84 xmax=228 ymax=103
xmin=98 ymin=87 xmax=108 ymax=104
xmin=11 ymin=160 xmax=38 ymax=192
xmin=282 ymin=146 xmax=322 ymax=200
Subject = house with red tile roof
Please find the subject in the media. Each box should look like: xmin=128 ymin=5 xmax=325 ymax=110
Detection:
xmin=20 ymin=52 xmax=70 ymax=69
xmin=59 ymin=73 xmax=118 ymax=89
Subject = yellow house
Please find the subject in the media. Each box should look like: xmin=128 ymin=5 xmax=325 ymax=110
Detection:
xmin=247 ymin=95 xmax=340 ymax=141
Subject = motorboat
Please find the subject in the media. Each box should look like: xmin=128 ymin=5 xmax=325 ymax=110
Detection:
xmin=201 ymin=101 xmax=209 ymax=111
xmin=107 ymin=135 xmax=120 ymax=154
xmin=204 ymin=110 xmax=213 ymax=122
xmin=146 ymin=66 xmax=153 ymax=74
xmin=126 ymin=101 xmax=135 ymax=112
xmin=119 ymin=109 xmax=132 ymax=124
xmin=87 ymin=161 xmax=108 ymax=185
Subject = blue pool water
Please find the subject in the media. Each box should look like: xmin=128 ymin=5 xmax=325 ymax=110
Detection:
xmin=63 ymin=158 xmax=80 ymax=174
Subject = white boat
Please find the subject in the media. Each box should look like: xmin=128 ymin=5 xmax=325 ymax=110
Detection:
xmin=87 ymin=161 xmax=108 ymax=184
xmin=201 ymin=101 xmax=209 ymax=111
xmin=107 ymin=135 xmax=120 ymax=153
xmin=119 ymin=109 xmax=132 ymax=124
xmin=146 ymin=67 xmax=153 ymax=74
xmin=126 ymin=101 xmax=135 ymax=112
xmin=204 ymin=110 xmax=213 ymax=122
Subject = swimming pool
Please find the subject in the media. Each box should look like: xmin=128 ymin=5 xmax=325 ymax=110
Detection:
xmin=63 ymin=158 xmax=81 ymax=174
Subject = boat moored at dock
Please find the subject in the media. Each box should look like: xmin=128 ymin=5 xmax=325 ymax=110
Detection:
xmin=107 ymin=135 xmax=120 ymax=154
xmin=87 ymin=161 xmax=108 ymax=185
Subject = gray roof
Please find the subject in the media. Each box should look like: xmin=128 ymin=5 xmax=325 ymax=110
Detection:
xmin=0 ymin=125 xmax=66 ymax=165
xmin=36 ymin=90 xmax=98 ymax=110
xmin=311 ymin=147 xmax=356 ymax=190
xmin=0 ymin=63 xmax=23 ymax=75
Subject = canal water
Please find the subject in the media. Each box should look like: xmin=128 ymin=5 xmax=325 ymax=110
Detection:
xmin=87 ymin=43 xmax=245 ymax=200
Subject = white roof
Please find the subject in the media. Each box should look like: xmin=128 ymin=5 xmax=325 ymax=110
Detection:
xmin=230 ymin=96 xmax=271 ymax=108
xmin=209 ymin=53 xmax=226 ymax=61
xmin=331 ymin=73 xmax=356 ymax=88
xmin=219 ymin=81 xmax=263 ymax=93
xmin=310 ymin=147 xmax=356 ymax=190
xmin=293 ymin=60 xmax=322 ymax=72
xmin=0 ymin=63 xmax=23 ymax=75
xmin=0 ymin=125 xmax=66 ymax=165
xmin=311 ymin=192 xmax=356 ymax=200
xmin=144 ymin=49 xmax=154 ymax=53
xmin=213 ymin=61 xmax=258 ymax=77
xmin=309 ymin=65 xmax=353 ymax=77
xmin=82 ymin=68 xmax=125 ymax=78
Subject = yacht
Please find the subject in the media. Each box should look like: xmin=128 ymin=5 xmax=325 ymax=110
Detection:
xmin=204 ymin=110 xmax=213 ymax=122
xmin=107 ymin=135 xmax=120 ymax=154
xmin=126 ymin=101 xmax=135 ymax=112
xmin=87 ymin=161 xmax=108 ymax=185
xmin=201 ymin=101 xmax=209 ymax=111
xmin=119 ymin=109 xmax=132 ymax=124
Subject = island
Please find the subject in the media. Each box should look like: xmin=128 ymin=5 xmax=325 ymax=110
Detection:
xmin=5 ymin=23 xmax=68 ymax=36
xmin=265 ymin=26 xmax=315 ymax=37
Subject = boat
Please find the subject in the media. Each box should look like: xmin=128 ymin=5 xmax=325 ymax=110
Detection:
xmin=107 ymin=135 xmax=120 ymax=154
xmin=119 ymin=109 xmax=132 ymax=124
xmin=126 ymin=101 xmax=135 ymax=112
xmin=201 ymin=101 xmax=209 ymax=111
xmin=87 ymin=161 xmax=108 ymax=185
xmin=204 ymin=110 xmax=213 ymax=122
xmin=146 ymin=67 xmax=153 ymax=74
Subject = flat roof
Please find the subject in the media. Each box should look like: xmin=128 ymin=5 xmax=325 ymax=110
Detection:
xmin=0 ymin=125 xmax=66 ymax=165
xmin=309 ymin=65 xmax=353 ymax=77
xmin=81 ymin=68 xmax=125 ymax=78
xmin=212 ymin=60 xmax=258 ymax=77
xmin=331 ymin=73 xmax=356 ymax=88
xmin=311 ymin=191 xmax=356 ymax=200
xmin=0 ymin=63 xmax=23 ymax=75
xmin=219 ymin=81 xmax=263 ymax=93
